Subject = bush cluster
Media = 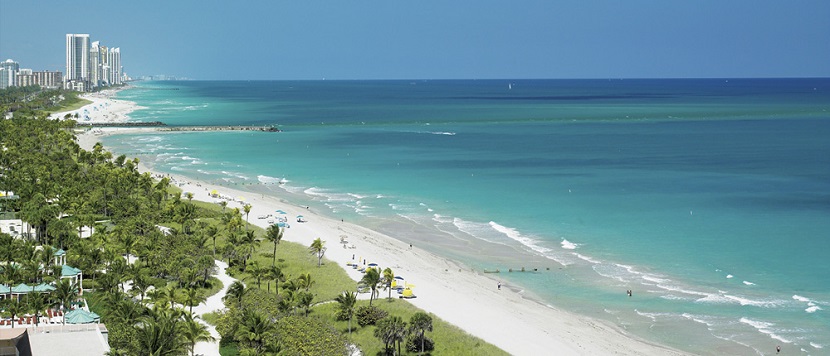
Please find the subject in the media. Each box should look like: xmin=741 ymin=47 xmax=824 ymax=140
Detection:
xmin=356 ymin=305 xmax=388 ymax=326
xmin=407 ymin=335 xmax=435 ymax=352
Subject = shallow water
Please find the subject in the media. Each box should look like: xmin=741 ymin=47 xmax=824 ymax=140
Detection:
xmin=105 ymin=79 xmax=830 ymax=354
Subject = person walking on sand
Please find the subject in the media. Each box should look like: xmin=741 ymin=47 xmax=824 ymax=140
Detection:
xmin=498 ymin=282 xmax=501 ymax=290
xmin=777 ymin=345 xmax=781 ymax=353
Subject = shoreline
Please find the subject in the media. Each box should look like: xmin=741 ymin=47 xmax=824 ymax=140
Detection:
xmin=49 ymin=86 xmax=146 ymax=123
xmin=72 ymin=95 xmax=689 ymax=355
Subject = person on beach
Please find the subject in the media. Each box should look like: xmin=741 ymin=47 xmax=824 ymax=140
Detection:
xmin=498 ymin=282 xmax=501 ymax=290
xmin=627 ymin=289 xmax=632 ymax=297
xmin=777 ymin=345 xmax=781 ymax=353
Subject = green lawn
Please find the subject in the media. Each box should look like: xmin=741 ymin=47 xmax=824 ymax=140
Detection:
xmin=312 ymin=298 xmax=508 ymax=355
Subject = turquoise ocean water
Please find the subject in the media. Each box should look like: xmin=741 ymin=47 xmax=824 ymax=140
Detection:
xmin=105 ymin=79 xmax=830 ymax=355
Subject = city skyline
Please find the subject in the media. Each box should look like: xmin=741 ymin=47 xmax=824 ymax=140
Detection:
xmin=1 ymin=1 xmax=829 ymax=80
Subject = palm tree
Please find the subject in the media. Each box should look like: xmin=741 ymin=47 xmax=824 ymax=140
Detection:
xmin=183 ymin=287 xmax=204 ymax=314
xmin=238 ymin=231 xmax=260 ymax=268
xmin=3 ymin=298 xmax=26 ymax=328
xmin=235 ymin=308 xmax=274 ymax=355
xmin=183 ymin=314 xmax=215 ymax=356
xmin=54 ymin=278 xmax=79 ymax=324
xmin=308 ymin=238 xmax=326 ymax=267
xmin=131 ymin=272 xmax=152 ymax=302
xmin=164 ymin=286 xmax=179 ymax=309
xmin=246 ymin=261 xmax=265 ymax=289
xmin=219 ymin=200 xmax=228 ymax=213
xmin=266 ymin=265 xmax=282 ymax=294
xmin=135 ymin=308 xmax=189 ymax=356
xmin=184 ymin=192 xmax=194 ymax=203
xmin=375 ymin=315 xmax=407 ymax=355
xmin=295 ymin=291 xmax=314 ymax=317
xmin=204 ymin=225 xmax=219 ymax=256
xmin=382 ymin=267 xmax=395 ymax=299
xmin=27 ymin=291 xmax=49 ymax=330
xmin=297 ymin=272 xmax=314 ymax=292
xmin=409 ymin=312 xmax=434 ymax=355
xmin=223 ymin=281 xmax=246 ymax=306
xmin=108 ymin=298 xmax=146 ymax=324
xmin=264 ymin=224 xmax=283 ymax=267
xmin=359 ymin=267 xmax=381 ymax=306
xmin=243 ymin=204 xmax=252 ymax=230
xmin=335 ymin=291 xmax=357 ymax=337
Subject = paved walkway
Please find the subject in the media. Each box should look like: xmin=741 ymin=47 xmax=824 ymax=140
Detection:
xmin=193 ymin=260 xmax=239 ymax=356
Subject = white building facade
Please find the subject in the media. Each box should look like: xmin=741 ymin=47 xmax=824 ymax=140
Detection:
xmin=65 ymin=34 xmax=90 ymax=91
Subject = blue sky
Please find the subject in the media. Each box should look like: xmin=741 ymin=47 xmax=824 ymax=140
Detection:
xmin=1 ymin=1 xmax=828 ymax=80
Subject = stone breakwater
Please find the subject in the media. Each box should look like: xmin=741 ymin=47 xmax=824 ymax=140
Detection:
xmin=77 ymin=122 xmax=281 ymax=132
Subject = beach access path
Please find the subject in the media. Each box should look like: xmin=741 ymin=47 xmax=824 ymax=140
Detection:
xmin=193 ymin=260 xmax=237 ymax=356
xmin=72 ymin=90 xmax=689 ymax=356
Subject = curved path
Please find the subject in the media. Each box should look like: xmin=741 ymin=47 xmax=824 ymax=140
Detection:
xmin=193 ymin=260 xmax=239 ymax=356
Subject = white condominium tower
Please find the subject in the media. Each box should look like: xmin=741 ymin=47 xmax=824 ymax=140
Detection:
xmin=65 ymin=34 xmax=90 ymax=90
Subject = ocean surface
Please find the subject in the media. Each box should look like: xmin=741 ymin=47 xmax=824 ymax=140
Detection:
xmin=104 ymin=79 xmax=830 ymax=355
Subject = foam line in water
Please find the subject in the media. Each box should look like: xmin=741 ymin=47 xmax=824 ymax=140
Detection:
xmin=739 ymin=317 xmax=791 ymax=344
xmin=488 ymin=221 xmax=553 ymax=255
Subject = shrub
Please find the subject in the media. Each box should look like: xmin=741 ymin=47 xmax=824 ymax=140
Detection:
xmin=355 ymin=305 xmax=388 ymax=326
xmin=406 ymin=335 xmax=435 ymax=353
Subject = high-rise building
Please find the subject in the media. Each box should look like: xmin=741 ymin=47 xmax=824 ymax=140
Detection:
xmin=0 ymin=59 xmax=20 ymax=89
xmin=65 ymin=34 xmax=90 ymax=90
xmin=90 ymin=41 xmax=101 ymax=87
xmin=109 ymin=47 xmax=121 ymax=85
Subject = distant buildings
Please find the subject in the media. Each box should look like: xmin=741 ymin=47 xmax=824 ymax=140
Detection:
xmin=0 ymin=33 xmax=128 ymax=92
xmin=0 ymin=59 xmax=20 ymax=89
xmin=64 ymin=33 xmax=126 ymax=91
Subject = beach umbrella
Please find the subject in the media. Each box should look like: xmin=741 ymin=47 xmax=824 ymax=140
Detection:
xmin=238 ymin=197 xmax=245 ymax=201
xmin=277 ymin=222 xmax=286 ymax=227
xmin=368 ymin=263 xmax=378 ymax=267
xmin=395 ymin=276 xmax=405 ymax=280
xmin=210 ymin=189 xmax=218 ymax=196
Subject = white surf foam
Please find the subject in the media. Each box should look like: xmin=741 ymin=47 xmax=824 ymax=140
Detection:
xmin=257 ymin=175 xmax=284 ymax=184
xmin=742 ymin=281 xmax=755 ymax=286
xmin=572 ymin=252 xmax=599 ymax=264
xmin=489 ymin=221 xmax=553 ymax=255
xmin=792 ymin=295 xmax=810 ymax=302
xmin=739 ymin=317 xmax=791 ymax=344
xmin=560 ymin=239 xmax=578 ymax=250
xmin=811 ymin=342 xmax=824 ymax=349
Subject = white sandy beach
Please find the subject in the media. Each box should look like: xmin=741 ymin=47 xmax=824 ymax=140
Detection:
xmin=49 ymin=87 xmax=145 ymax=123
xmin=72 ymin=92 xmax=688 ymax=356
